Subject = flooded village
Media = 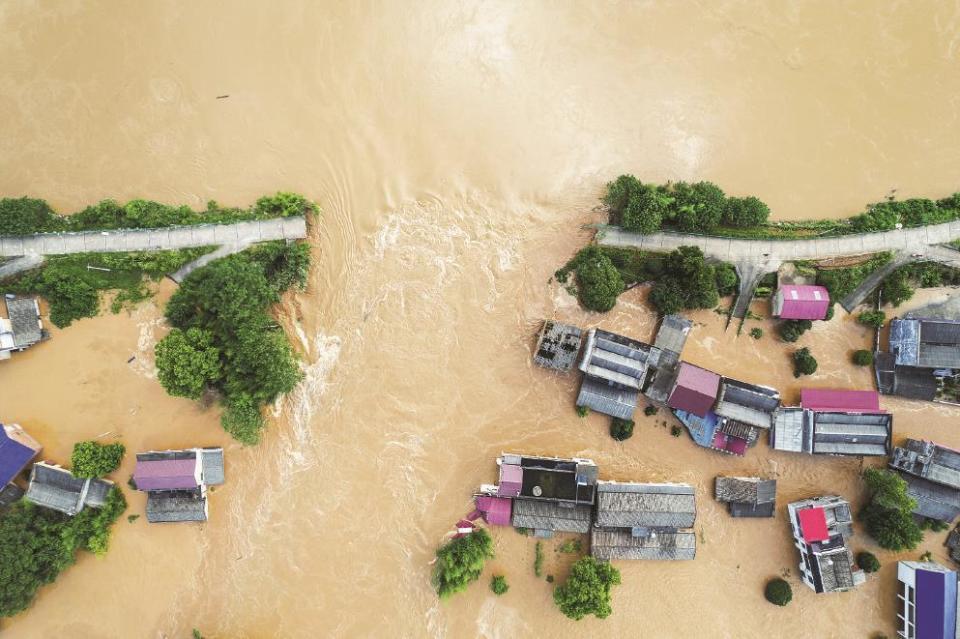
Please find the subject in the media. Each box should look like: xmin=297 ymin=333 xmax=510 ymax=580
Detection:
xmin=4 ymin=2 xmax=960 ymax=638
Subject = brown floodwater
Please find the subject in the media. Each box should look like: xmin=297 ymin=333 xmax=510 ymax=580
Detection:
xmin=2 ymin=2 xmax=960 ymax=638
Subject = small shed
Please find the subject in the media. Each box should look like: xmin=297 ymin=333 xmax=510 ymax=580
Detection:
xmin=475 ymin=495 xmax=512 ymax=526
xmin=772 ymin=285 xmax=830 ymax=320
xmin=714 ymin=476 xmax=776 ymax=517
xmin=667 ymin=363 xmax=720 ymax=417
xmin=533 ymin=321 xmax=582 ymax=372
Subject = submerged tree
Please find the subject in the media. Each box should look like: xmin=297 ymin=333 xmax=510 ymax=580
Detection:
xmin=433 ymin=529 xmax=494 ymax=599
xmin=553 ymin=556 xmax=622 ymax=620
xmin=859 ymin=468 xmax=923 ymax=551
xmin=574 ymin=246 xmax=625 ymax=312
xmin=764 ymin=578 xmax=792 ymax=606
xmin=155 ymin=327 xmax=222 ymax=400
xmin=71 ymin=441 xmax=125 ymax=479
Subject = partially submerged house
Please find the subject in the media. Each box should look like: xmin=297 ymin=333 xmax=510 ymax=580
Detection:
xmin=896 ymin=561 xmax=958 ymax=639
xmin=771 ymin=389 xmax=892 ymax=457
xmin=714 ymin=476 xmax=777 ymax=517
xmin=787 ymin=496 xmax=865 ymax=594
xmin=133 ymin=447 xmax=225 ymax=523
xmin=667 ymin=363 xmax=720 ymax=417
xmin=533 ymin=321 xmax=582 ymax=372
xmin=0 ymin=295 xmax=46 ymax=360
xmin=0 ymin=423 xmax=41 ymax=487
xmin=476 ymin=453 xmax=598 ymax=537
xmin=673 ymin=376 xmax=778 ymax=457
xmin=877 ymin=317 xmax=960 ymax=403
xmin=25 ymin=462 xmax=113 ymax=516
xmin=772 ymin=284 xmax=830 ymax=321
xmin=590 ymin=481 xmax=697 ymax=561
xmin=576 ymin=328 xmax=650 ymax=419
xmin=889 ymin=439 xmax=960 ymax=524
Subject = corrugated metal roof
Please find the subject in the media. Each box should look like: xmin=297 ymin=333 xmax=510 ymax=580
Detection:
xmin=775 ymin=285 xmax=830 ymax=320
xmin=200 ymin=448 xmax=225 ymax=486
xmin=653 ymin=314 xmax=692 ymax=355
xmin=4 ymin=297 xmax=42 ymax=348
xmin=576 ymin=375 xmax=639 ymax=420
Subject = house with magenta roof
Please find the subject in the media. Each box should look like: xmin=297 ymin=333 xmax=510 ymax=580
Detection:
xmin=772 ymin=389 xmax=892 ymax=457
xmin=772 ymin=284 xmax=831 ymax=321
xmin=896 ymin=561 xmax=958 ymax=639
xmin=474 ymin=453 xmax=598 ymax=537
xmin=787 ymin=495 xmax=865 ymax=594
xmin=133 ymin=447 xmax=225 ymax=523
xmin=667 ymin=363 xmax=720 ymax=417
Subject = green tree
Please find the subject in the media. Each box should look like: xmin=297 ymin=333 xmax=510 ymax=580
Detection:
xmin=553 ymin=556 xmax=622 ymax=620
xmin=0 ymin=197 xmax=65 ymax=234
xmin=71 ymin=441 xmax=125 ymax=478
xmin=859 ymin=469 xmax=923 ymax=551
xmin=603 ymin=174 xmax=643 ymax=215
xmin=490 ymin=575 xmax=509 ymax=595
xmin=254 ymin=192 xmax=318 ymax=218
xmin=714 ymin=263 xmax=739 ymax=296
xmin=880 ymin=271 xmax=914 ymax=307
xmin=852 ymin=350 xmax=874 ymax=366
xmin=433 ymin=529 xmax=494 ymax=599
xmin=792 ymin=347 xmax=818 ymax=377
xmin=221 ymin=393 xmax=266 ymax=445
xmin=610 ymin=418 xmax=634 ymax=441
xmin=534 ymin=541 xmax=544 ymax=577
xmin=154 ymin=328 xmax=222 ymax=400
xmin=574 ymin=246 xmax=625 ymax=312
xmin=778 ymin=319 xmax=812 ymax=343
xmin=750 ymin=327 xmax=763 ymax=339
xmin=858 ymin=310 xmax=886 ymax=328
xmin=648 ymin=246 xmax=720 ymax=315
xmin=857 ymin=551 xmax=880 ymax=573
xmin=0 ymin=488 xmax=125 ymax=618
xmin=222 ymin=327 xmax=302 ymax=405
xmin=672 ymin=181 xmax=726 ymax=231
xmin=723 ymin=196 xmax=770 ymax=227
xmin=621 ymin=190 xmax=665 ymax=234
xmin=764 ymin=578 xmax=792 ymax=606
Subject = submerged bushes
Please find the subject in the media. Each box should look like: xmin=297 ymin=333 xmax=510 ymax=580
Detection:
xmin=156 ymin=241 xmax=311 ymax=444
xmin=553 ymin=556 xmax=622 ymax=620
xmin=432 ymin=528 xmax=494 ymax=599
xmin=71 ymin=441 xmax=125 ymax=478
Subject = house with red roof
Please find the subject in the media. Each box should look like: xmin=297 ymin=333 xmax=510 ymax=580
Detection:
xmin=800 ymin=388 xmax=882 ymax=413
xmin=772 ymin=284 xmax=831 ymax=321
xmin=787 ymin=496 xmax=865 ymax=594
xmin=667 ymin=363 xmax=721 ymax=417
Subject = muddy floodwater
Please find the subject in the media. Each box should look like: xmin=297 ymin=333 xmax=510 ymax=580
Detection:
xmin=3 ymin=2 xmax=960 ymax=638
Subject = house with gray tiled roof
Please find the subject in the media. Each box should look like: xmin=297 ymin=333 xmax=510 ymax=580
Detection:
xmin=715 ymin=476 xmax=777 ymax=518
xmin=133 ymin=447 xmax=225 ymax=523
xmin=511 ymin=499 xmax=592 ymax=535
xmin=0 ymin=295 xmax=45 ymax=360
xmin=590 ymin=481 xmax=696 ymax=561
xmin=24 ymin=462 xmax=113 ymax=516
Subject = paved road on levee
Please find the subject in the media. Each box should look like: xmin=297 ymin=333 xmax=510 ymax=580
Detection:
xmin=0 ymin=217 xmax=307 ymax=257
xmin=597 ymin=222 xmax=960 ymax=318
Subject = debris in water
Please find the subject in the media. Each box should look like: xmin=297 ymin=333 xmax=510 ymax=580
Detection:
xmin=216 ymin=94 xmax=230 ymax=99
xmin=127 ymin=356 xmax=136 ymax=363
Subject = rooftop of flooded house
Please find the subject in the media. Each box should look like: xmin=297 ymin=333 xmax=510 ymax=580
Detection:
xmin=890 ymin=317 xmax=960 ymax=369
xmin=497 ymin=453 xmax=598 ymax=504
xmin=713 ymin=378 xmax=780 ymax=429
xmin=889 ymin=439 xmax=960 ymax=490
xmin=0 ymin=295 xmax=43 ymax=351
xmin=533 ymin=321 xmax=583 ymax=372
xmin=715 ymin=476 xmax=777 ymax=517
xmin=667 ymin=362 xmax=721 ymax=417
xmin=772 ymin=400 xmax=892 ymax=457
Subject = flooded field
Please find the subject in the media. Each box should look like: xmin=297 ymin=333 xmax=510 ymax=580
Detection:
xmin=2 ymin=1 xmax=960 ymax=638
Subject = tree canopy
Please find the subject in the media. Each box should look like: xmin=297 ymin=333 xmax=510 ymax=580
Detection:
xmin=70 ymin=441 xmax=125 ymax=479
xmin=859 ymin=468 xmax=923 ymax=551
xmin=155 ymin=328 xmax=222 ymax=400
xmin=553 ymin=556 xmax=621 ymax=620
xmin=433 ymin=528 xmax=494 ymax=599
xmin=792 ymin=347 xmax=818 ymax=377
xmin=649 ymin=246 xmax=721 ymax=315
xmin=572 ymin=246 xmax=625 ymax=312
xmin=764 ymin=578 xmax=792 ymax=606
xmin=158 ymin=242 xmax=308 ymax=444
xmin=0 ymin=489 xmax=126 ymax=618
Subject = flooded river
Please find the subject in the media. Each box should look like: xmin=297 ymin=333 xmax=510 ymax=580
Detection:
xmin=3 ymin=2 xmax=960 ymax=637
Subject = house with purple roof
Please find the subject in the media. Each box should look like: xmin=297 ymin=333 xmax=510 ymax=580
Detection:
xmin=772 ymin=284 xmax=830 ymax=321
xmin=0 ymin=423 xmax=41 ymax=487
xmin=896 ymin=561 xmax=958 ymax=639
xmin=133 ymin=447 xmax=225 ymax=523
xmin=667 ymin=363 xmax=721 ymax=417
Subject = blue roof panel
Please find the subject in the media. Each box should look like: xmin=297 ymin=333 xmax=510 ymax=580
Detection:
xmin=0 ymin=427 xmax=36 ymax=486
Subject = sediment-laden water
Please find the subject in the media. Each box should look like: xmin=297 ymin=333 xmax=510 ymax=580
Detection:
xmin=2 ymin=2 xmax=960 ymax=637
